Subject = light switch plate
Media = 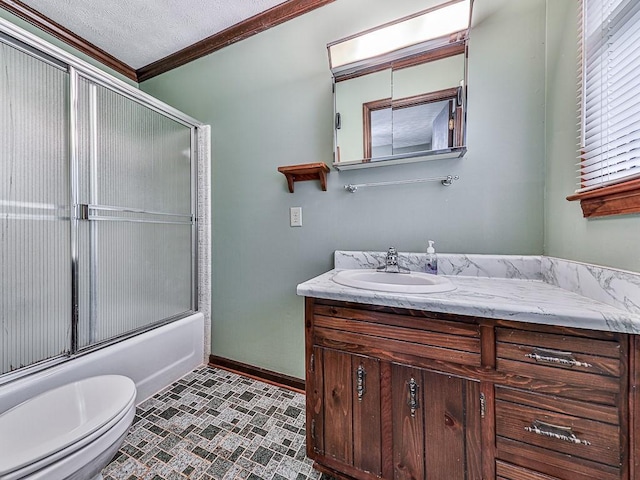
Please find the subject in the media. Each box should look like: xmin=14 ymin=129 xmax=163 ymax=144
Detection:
xmin=290 ymin=207 xmax=302 ymax=227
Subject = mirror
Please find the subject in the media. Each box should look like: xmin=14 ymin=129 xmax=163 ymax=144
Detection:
xmin=335 ymin=69 xmax=392 ymax=163
xmin=332 ymin=49 xmax=467 ymax=169
xmin=328 ymin=0 xmax=471 ymax=170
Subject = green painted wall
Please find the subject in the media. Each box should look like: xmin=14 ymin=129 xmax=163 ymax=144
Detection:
xmin=544 ymin=1 xmax=640 ymax=272
xmin=140 ymin=0 xmax=546 ymax=379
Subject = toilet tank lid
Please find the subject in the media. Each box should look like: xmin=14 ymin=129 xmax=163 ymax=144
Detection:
xmin=0 ymin=375 xmax=136 ymax=475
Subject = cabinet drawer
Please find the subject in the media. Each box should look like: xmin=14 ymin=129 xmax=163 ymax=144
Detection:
xmin=313 ymin=304 xmax=481 ymax=366
xmin=496 ymin=460 xmax=563 ymax=480
xmin=495 ymin=387 xmax=621 ymax=479
xmin=496 ymin=328 xmax=622 ymax=405
xmin=496 ymin=436 xmax=620 ymax=480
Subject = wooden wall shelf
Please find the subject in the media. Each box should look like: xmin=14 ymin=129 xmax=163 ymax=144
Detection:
xmin=277 ymin=162 xmax=330 ymax=193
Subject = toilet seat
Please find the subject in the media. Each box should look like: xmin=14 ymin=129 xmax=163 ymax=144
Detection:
xmin=0 ymin=375 xmax=136 ymax=479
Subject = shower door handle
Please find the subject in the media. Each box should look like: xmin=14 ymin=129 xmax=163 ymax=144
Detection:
xmin=77 ymin=204 xmax=90 ymax=220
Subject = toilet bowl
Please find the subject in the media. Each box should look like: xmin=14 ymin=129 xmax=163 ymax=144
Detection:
xmin=0 ymin=375 xmax=136 ymax=480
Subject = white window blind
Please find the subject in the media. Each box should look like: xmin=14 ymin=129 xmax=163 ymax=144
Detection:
xmin=577 ymin=0 xmax=640 ymax=192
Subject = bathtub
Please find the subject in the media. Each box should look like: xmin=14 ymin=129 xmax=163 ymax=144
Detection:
xmin=0 ymin=312 xmax=205 ymax=413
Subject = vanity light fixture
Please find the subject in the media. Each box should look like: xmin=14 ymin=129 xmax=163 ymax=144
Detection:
xmin=328 ymin=0 xmax=472 ymax=75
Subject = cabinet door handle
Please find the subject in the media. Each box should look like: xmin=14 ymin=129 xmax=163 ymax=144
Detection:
xmin=524 ymin=420 xmax=591 ymax=446
xmin=525 ymin=347 xmax=593 ymax=369
xmin=408 ymin=377 xmax=419 ymax=417
xmin=356 ymin=364 xmax=366 ymax=400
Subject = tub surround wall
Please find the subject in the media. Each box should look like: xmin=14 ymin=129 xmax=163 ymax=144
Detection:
xmin=198 ymin=125 xmax=212 ymax=361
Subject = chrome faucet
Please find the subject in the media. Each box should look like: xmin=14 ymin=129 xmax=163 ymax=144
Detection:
xmin=377 ymin=247 xmax=410 ymax=273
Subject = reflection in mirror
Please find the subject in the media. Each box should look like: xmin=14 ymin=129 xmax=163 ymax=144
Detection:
xmin=364 ymin=89 xmax=461 ymax=160
xmin=393 ymin=97 xmax=452 ymax=153
xmin=328 ymin=0 xmax=472 ymax=170
xmin=336 ymin=52 xmax=466 ymax=166
xmin=393 ymin=53 xmax=465 ymax=157
xmin=334 ymin=69 xmax=391 ymax=163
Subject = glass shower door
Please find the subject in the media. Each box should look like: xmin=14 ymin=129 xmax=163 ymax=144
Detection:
xmin=1 ymin=28 xmax=200 ymax=381
xmin=0 ymin=40 xmax=71 ymax=374
xmin=76 ymin=78 xmax=194 ymax=348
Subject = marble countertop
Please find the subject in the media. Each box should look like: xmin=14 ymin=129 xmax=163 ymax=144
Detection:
xmin=296 ymin=252 xmax=640 ymax=334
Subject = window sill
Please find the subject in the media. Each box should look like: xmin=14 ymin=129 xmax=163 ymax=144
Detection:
xmin=566 ymin=178 xmax=640 ymax=218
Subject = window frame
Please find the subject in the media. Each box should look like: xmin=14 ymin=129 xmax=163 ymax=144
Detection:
xmin=567 ymin=0 xmax=640 ymax=218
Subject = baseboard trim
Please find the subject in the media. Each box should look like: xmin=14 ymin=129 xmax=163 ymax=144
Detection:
xmin=208 ymin=355 xmax=305 ymax=393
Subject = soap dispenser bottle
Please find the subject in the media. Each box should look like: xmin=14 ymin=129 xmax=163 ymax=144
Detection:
xmin=426 ymin=240 xmax=438 ymax=275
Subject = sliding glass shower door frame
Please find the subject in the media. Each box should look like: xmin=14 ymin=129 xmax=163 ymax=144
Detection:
xmin=69 ymin=68 xmax=200 ymax=354
xmin=1 ymin=18 xmax=203 ymax=384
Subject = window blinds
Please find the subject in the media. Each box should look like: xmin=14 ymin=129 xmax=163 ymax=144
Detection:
xmin=578 ymin=0 xmax=640 ymax=192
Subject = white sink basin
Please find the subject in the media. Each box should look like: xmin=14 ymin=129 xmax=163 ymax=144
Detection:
xmin=332 ymin=269 xmax=456 ymax=294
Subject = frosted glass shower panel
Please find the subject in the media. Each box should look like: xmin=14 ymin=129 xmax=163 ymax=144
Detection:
xmin=83 ymin=221 xmax=192 ymax=345
xmin=92 ymin=84 xmax=192 ymax=214
xmin=0 ymin=41 xmax=71 ymax=374
xmin=76 ymin=79 xmax=194 ymax=348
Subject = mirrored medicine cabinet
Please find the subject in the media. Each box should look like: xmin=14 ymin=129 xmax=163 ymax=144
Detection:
xmin=328 ymin=0 xmax=472 ymax=170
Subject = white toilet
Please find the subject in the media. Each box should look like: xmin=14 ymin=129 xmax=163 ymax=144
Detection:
xmin=0 ymin=375 xmax=136 ymax=480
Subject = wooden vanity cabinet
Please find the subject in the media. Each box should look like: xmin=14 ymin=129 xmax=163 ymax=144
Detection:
xmin=305 ymin=298 xmax=486 ymax=479
xmin=305 ymin=297 xmax=634 ymax=480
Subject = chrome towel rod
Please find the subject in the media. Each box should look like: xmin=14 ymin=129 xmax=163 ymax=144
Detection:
xmin=344 ymin=175 xmax=459 ymax=193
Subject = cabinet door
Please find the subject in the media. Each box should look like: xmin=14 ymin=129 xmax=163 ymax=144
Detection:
xmin=391 ymin=364 xmax=482 ymax=480
xmin=322 ymin=348 xmax=353 ymax=464
xmin=311 ymin=347 xmax=382 ymax=476
xmin=353 ymin=355 xmax=382 ymax=476
xmin=423 ymin=371 xmax=482 ymax=479
xmin=392 ymin=364 xmax=426 ymax=480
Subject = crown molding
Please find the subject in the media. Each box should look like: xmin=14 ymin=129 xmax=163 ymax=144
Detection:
xmin=136 ymin=0 xmax=335 ymax=82
xmin=0 ymin=0 xmax=138 ymax=81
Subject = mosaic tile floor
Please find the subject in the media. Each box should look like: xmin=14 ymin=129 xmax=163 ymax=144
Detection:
xmin=103 ymin=366 xmax=331 ymax=480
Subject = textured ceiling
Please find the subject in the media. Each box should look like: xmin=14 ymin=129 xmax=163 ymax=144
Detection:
xmin=19 ymin=0 xmax=288 ymax=69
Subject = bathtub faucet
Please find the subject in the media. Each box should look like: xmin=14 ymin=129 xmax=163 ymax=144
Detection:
xmin=377 ymin=247 xmax=410 ymax=273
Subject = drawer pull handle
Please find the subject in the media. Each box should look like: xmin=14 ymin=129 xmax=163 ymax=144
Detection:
xmin=408 ymin=377 xmax=419 ymax=417
xmin=356 ymin=365 xmax=366 ymax=400
xmin=524 ymin=420 xmax=591 ymax=446
xmin=525 ymin=348 xmax=592 ymax=369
